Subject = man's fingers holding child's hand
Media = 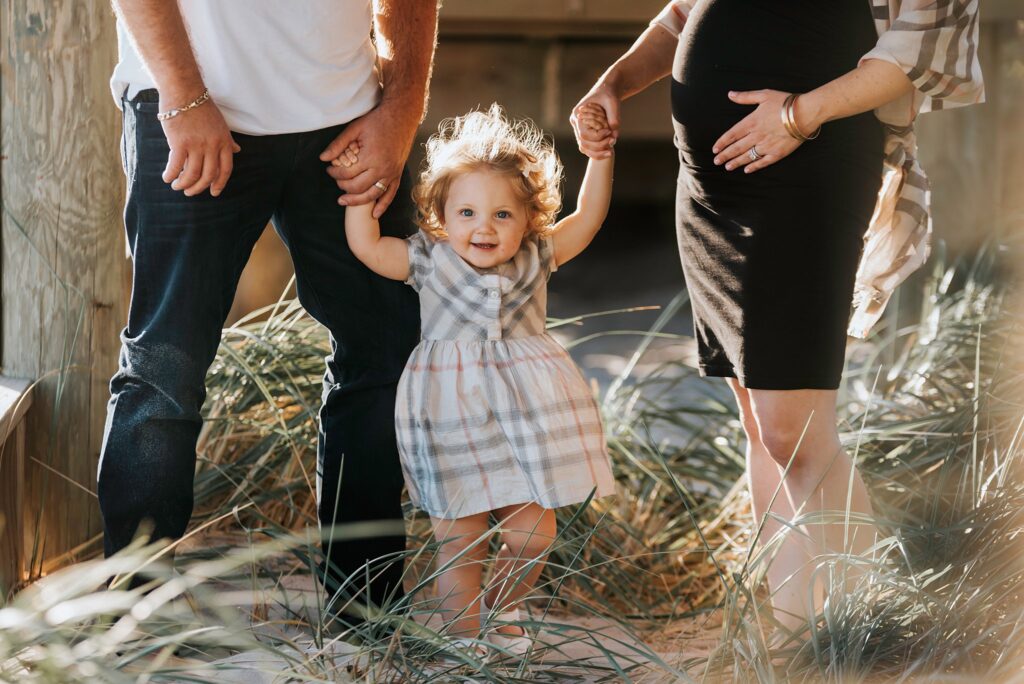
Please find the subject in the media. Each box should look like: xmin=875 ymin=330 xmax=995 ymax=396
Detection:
xmin=326 ymin=149 xmax=366 ymax=185
xmin=336 ymin=172 xmax=398 ymax=209
xmin=331 ymin=142 xmax=361 ymax=168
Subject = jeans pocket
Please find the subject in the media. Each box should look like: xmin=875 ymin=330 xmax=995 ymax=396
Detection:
xmin=121 ymin=98 xmax=140 ymax=194
xmin=120 ymin=99 xmax=129 ymax=176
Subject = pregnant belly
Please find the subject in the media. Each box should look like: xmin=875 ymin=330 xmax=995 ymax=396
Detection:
xmin=670 ymin=78 xmax=748 ymax=175
xmin=674 ymin=0 xmax=876 ymax=93
xmin=671 ymin=0 xmax=878 ymax=164
xmin=671 ymin=77 xmax=883 ymax=213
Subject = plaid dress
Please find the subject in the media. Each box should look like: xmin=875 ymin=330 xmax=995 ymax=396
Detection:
xmin=395 ymin=231 xmax=615 ymax=520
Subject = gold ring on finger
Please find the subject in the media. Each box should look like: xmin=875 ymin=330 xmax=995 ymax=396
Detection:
xmin=374 ymin=180 xmax=388 ymax=193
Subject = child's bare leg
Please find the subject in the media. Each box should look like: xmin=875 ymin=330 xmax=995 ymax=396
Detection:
xmin=485 ymin=503 xmax=557 ymax=635
xmin=431 ymin=512 xmax=491 ymax=637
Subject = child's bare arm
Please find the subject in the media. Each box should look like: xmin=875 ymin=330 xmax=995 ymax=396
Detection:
xmin=551 ymin=104 xmax=614 ymax=267
xmin=338 ymin=140 xmax=411 ymax=280
xmin=345 ymin=201 xmax=411 ymax=281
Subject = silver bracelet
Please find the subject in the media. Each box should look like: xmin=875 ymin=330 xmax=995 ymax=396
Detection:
xmin=156 ymin=88 xmax=211 ymax=121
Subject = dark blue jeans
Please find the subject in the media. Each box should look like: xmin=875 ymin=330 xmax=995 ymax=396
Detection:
xmin=98 ymin=90 xmax=419 ymax=615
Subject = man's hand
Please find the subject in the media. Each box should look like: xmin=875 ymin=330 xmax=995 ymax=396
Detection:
xmin=160 ymin=93 xmax=241 ymax=197
xmin=322 ymin=0 xmax=437 ymax=218
xmin=110 ymin=1 xmax=239 ymax=197
xmin=320 ymin=102 xmax=417 ymax=219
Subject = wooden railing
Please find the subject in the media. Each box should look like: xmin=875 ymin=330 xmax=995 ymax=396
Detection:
xmin=0 ymin=377 xmax=33 ymax=595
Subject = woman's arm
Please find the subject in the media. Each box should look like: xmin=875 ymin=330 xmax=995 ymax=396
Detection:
xmin=711 ymin=60 xmax=914 ymax=174
xmin=570 ymin=23 xmax=678 ymax=159
xmin=716 ymin=0 xmax=982 ymax=175
xmin=344 ymin=203 xmax=411 ymax=281
xmin=594 ymin=23 xmax=679 ymax=102
xmin=551 ymin=155 xmax=615 ymax=267
xmin=796 ymin=60 xmax=914 ymax=131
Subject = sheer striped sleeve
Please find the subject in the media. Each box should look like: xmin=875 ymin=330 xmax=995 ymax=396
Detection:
xmin=863 ymin=0 xmax=984 ymax=120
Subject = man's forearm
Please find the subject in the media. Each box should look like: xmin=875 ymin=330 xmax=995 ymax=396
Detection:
xmin=373 ymin=0 xmax=439 ymax=124
xmin=111 ymin=0 xmax=203 ymax=103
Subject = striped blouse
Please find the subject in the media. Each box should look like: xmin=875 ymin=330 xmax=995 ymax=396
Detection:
xmin=652 ymin=0 xmax=985 ymax=338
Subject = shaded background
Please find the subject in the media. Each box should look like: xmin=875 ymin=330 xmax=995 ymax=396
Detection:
xmin=0 ymin=1 xmax=1021 ymax=592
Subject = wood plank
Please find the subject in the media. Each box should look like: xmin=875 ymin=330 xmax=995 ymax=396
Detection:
xmin=1 ymin=1 xmax=125 ymax=579
xmin=986 ymin=0 xmax=1024 ymax=20
xmin=439 ymin=0 xmax=666 ymax=23
xmin=439 ymin=0 xmax=665 ymax=37
xmin=992 ymin=20 xmax=1024 ymax=240
xmin=916 ymin=21 xmax=1022 ymax=251
xmin=0 ymin=376 xmax=32 ymax=432
xmin=0 ymin=377 xmax=31 ymax=594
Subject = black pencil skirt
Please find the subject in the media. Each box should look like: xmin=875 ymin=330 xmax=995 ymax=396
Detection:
xmin=671 ymin=0 xmax=884 ymax=389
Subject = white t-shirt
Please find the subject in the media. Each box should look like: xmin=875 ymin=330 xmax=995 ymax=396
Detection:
xmin=110 ymin=1 xmax=381 ymax=135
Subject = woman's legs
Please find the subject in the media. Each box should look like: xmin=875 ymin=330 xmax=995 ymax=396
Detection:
xmin=485 ymin=503 xmax=557 ymax=636
xmin=748 ymin=389 xmax=875 ymax=568
xmin=430 ymin=512 xmax=491 ymax=637
xmin=727 ymin=380 xmax=816 ymax=631
xmin=730 ymin=382 xmax=876 ymax=629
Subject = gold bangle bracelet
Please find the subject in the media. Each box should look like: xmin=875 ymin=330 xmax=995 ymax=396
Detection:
xmin=157 ymin=88 xmax=211 ymax=122
xmin=780 ymin=94 xmax=801 ymax=140
xmin=781 ymin=93 xmax=820 ymax=142
xmin=782 ymin=94 xmax=806 ymax=141
xmin=788 ymin=95 xmax=821 ymax=140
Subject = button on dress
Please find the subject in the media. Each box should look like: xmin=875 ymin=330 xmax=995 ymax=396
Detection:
xmin=395 ymin=231 xmax=616 ymax=520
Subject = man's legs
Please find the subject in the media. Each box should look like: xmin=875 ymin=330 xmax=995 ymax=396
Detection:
xmin=98 ymin=92 xmax=281 ymax=557
xmin=272 ymin=126 xmax=420 ymax=622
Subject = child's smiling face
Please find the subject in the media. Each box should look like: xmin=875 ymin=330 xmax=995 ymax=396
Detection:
xmin=442 ymin=169 xmax=531 ymax=269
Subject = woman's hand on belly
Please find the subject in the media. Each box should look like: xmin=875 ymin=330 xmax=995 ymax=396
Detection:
xmin=712 ymin=89 xmax=811 ymax=174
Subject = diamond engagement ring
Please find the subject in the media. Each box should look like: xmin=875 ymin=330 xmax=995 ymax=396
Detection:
xmin=748 ymin=146 xmax=763 ymax=162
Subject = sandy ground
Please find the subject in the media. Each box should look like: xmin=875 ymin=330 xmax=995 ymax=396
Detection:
xmin=169 ymin=570 xmax=725 ymax=683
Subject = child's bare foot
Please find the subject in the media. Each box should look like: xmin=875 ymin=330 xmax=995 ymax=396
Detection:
xmin=441 ymin=636 xmax=489 ymax=663
xmin=483 ymin=601 xmax=533 ymax=657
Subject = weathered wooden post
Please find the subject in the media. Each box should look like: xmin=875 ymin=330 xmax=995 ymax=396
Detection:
xmin=1 ymin=2 xmax=126 ymax=591
xmin=0 ymin=377 xmax=32 ymax=591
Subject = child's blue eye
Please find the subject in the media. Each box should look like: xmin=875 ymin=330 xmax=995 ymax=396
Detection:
xmin=496 ymin=211 xmax=510 ymax=219
xmin=459 ymin=209 xmax=474 ymax=217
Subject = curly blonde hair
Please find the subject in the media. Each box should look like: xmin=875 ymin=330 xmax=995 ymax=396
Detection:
xmin=412 ymin=104 xmax=563 ymax=239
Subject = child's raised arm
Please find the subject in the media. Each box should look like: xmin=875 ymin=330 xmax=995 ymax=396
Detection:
xmin=344 ymin=201 xmax=411 ymax=281
xmin=551 ymin=104 xmax=614 ymax=267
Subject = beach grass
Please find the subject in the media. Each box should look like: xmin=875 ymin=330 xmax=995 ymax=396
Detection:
xmin=1 ymin=245 xmax=1021 ymax=683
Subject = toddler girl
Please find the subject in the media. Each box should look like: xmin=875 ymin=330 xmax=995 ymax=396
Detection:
xmin=343 ymin=103 xmax=615 ymax=658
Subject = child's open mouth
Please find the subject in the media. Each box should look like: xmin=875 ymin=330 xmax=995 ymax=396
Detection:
xmin=471 ymin=242 xmax=498 ymax=250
